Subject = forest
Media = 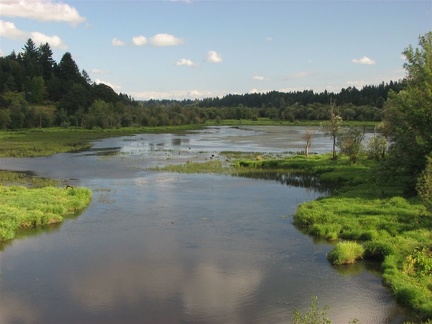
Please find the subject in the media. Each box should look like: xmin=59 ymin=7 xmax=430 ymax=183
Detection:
xmin=0 ymin=38 xmax=406 ymax=130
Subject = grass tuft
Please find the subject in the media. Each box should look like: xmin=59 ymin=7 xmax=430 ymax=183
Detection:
xmin=327 ymin=241 xmax=365 ymax=265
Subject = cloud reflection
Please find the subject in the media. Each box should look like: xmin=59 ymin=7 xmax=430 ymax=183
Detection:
xmin=64 ymin=258 xmax=262 ymax=319
xmin=0 ymin=295 xmax=40 ymax=323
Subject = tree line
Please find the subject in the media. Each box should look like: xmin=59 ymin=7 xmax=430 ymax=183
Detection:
xmin=0 ymin=38 xmax=407 ymax=130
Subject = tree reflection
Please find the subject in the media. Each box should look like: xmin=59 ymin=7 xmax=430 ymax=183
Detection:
xmin=233 ymin=171 xmax=331 ymax=194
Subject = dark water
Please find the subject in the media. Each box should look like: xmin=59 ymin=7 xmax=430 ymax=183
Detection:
xmin=0 ymin=126 xmax=408 ymax=323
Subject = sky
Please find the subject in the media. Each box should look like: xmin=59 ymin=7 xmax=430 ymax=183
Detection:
xmin=0 ymin=0 xmax=431 ymax=101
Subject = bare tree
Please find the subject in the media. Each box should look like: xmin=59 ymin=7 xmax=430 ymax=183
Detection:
xmin=302 ymin=130 xmax=314 ymax=157
xmin=321 ymin=102 xmax=343 ymax=160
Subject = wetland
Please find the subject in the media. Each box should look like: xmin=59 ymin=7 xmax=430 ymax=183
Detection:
xmin=0 ymin=126 xmax=410 ymax=323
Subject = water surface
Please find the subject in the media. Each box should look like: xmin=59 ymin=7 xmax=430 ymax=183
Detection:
xmin=0 ymin=126 xmax=408 ymax=323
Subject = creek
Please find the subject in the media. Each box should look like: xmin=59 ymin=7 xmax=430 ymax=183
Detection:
xmin=0 ymin=126 xmax=408 ymax=323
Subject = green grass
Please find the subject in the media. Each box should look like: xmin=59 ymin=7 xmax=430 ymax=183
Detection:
xmin=152 ymin=160 xmax=230 ymax=174
xmin=0 ymin=184 xmax=92 ymax=242
xmin=240 ymin=154 xmax=432 ymax=320
xmin=0 ymin=170 xmax=58 ymax=187
xmin=327 ymin=241 xmax=365 ymax=265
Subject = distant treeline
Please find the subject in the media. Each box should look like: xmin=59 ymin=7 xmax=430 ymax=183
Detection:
xmin=148 ymin=80 xmax=406 ymax=109
xmin=0 ymin=38 xmax=406 ymax=129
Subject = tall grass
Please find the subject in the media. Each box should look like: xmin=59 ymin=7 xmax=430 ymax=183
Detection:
xmin=0 ymin=185 xmax=92 ymax=242
xmin=327 ymin=241 xmax=365 ymax=265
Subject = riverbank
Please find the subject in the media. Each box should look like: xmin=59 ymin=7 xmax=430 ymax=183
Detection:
xmin=236 ymin=154 xmax=432 ymax=321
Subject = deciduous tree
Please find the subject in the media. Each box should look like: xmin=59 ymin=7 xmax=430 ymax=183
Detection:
xmin=337 ymin=126 xmax=364 ymax=164
xmin=383 ymin=32 xmax=432 ymax=190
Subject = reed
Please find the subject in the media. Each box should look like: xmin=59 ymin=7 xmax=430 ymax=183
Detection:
xmin=327 ymin=241 xmax=365 ymax=265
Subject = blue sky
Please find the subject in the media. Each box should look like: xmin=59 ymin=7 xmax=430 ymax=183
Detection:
xmin=1 ymin=0 xmax=431 ymax=100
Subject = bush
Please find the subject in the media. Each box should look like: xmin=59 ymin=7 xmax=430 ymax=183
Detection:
xmin=417 ymin=155 xmax=432 ymax=212
xmin=364 ymin=240 xmax=395 ymax=261
xmin=327 ymin=241 xmax=365 ymax=265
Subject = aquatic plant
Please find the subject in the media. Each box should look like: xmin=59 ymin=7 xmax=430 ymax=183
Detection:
xmin=292 ymin=296 xmax=359 ymax=324
xmin=327 ymin=241 xmax=365 ymax=265
xmin=292 ymin=296 xmax=331 ymax=324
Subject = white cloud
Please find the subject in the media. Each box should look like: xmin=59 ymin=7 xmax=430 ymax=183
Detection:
xmin=252 ymin=75 xmax=266 ymax=81
xmin=207 ymin=50 xmax=222 ymax=63
xmin=150 ymin=33 xmax=184 ymax=47
xmin=169 ymin=0 xmax=193 ymax=3
xmin=91 ymin=68 xmax=109 ymax=74
xmin=352 ymin=56 xmax=376 ymax=65
xmin=0 ymin=49 xmax=3 ymax=57
xmin=132 ymin=89 xmax=228 ymax=100
xmin=176 ymin=58 xmax=196 ymax=67
xmin=0 ymin=0 xmax=85 ymax=25
xmin=0 ymin=19 xmax=67 ymax=49
xmin=249 ymin=88 xmax=265 ymax=94
xmin=266 ymin=37 xmax=273 ymax=42
xmin=132 ymin=35 xmax=148 ymax=46
xmin=112 ymin=38 xmax=125 ymax=47
xmin=0 ymin=20 xmax=26 ymax=39
xmin=95 ymin=79 xmax=121 ymax=91
xmin=346 ymin=80 xmax=367 ymax=88
xmin=30 ymin=31 xmax=67 ymax=49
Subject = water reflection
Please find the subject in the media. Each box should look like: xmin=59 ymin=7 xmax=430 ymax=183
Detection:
xmin=171 ymin=138 xmax=190 ymax=146
xmin=235 ymin=171 xmax=330 ymax=194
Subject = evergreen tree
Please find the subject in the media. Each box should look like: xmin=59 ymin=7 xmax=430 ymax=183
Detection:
xmin=21 ymin=38 xmax=41 ymax=78
xmin=56 ymin=52 xmax=82 ymax=84
xmin=38 ymin=43 xmax=55 ymax=82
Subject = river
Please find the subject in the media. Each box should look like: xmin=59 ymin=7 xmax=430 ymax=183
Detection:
xmin=0 ymin=126 xmax=408 ymax=323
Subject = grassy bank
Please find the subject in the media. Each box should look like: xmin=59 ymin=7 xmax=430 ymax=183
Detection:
xmin=238 ymin=154 xmax=432 ymax=320
xmin=0 ymin=171 xmax=92 ymax=244
xmin=0 ymin=183 xmax=92 ymax=242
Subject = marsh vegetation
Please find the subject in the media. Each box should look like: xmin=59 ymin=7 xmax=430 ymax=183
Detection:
xmin=0 ymin=184 xmax=91 ymax=242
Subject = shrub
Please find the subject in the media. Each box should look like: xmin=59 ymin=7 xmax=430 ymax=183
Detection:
xmin=327 ymin=241 xmax=365 ymax=265
xmin=364 ymin=240 xmax=395 ymax=261
xmin=417 ymin=155 xmax=432 ymax=212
